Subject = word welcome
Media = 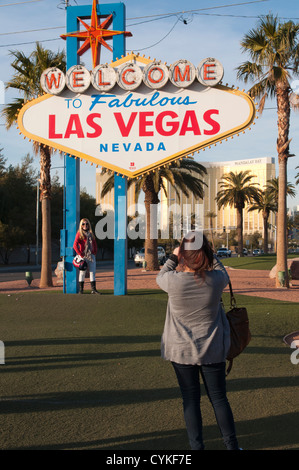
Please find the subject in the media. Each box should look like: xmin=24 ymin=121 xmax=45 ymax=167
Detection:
xmin=40 ymin=58 xmax=224 ymax=95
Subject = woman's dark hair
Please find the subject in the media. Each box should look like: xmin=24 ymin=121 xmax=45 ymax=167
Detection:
xmin=178 ymin=232 xmax=214 ymax=277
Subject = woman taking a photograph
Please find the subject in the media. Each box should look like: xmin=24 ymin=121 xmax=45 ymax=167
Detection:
xmin=156 ymin=231 xmax=239 ymax=450
xmin=73 ymin=218 xmax=100 ymax=294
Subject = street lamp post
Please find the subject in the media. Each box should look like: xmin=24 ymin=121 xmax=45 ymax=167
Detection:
xmin=223 ymin=226 xmax=229 ymax=249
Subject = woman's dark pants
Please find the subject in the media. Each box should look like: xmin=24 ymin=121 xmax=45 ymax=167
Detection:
xmin=172 ymin=362 xmax=239 ymax=450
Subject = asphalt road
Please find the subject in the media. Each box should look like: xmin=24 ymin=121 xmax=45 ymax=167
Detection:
xmin=0 ymin=253 xmax=255 ymax=283
xmin=0 ymin=260 xmax=137 ymax=283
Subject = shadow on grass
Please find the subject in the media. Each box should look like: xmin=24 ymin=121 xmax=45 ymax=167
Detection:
xmin=0 ymin=374 xmax=297 ymax=415
xmin=5 ymin=335 xmax=162 ymax=347
xmin=5 ymin=411 xmax=299 ymax=450
xmin=0 ymin=387 xmax=180 ymax=413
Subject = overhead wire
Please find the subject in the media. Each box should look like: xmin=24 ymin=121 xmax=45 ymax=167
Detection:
xmin=0 ymin=0 xmax=42 ymax=7
xmin=132 ymin=17 xmax=181 ymax=52
xmin=126 ymin=0 xmax=270 ymax=20
xmin=0 ymin=0 xmax=296 ymax=49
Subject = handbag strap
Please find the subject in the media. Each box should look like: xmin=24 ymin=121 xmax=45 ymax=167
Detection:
xmin=228 ymin=281 xmax=237 ymax=308
xmin=226 ymin=282 xmax=236 ymax=376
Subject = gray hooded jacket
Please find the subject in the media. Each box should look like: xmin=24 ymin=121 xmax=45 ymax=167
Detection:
xmin=156 ymin=255 xmax=230 ymax=365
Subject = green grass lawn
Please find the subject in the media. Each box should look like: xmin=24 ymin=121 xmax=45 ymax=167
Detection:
xmin=0 ymin=290 xmax=298 ymax=450
xmin=221 ymin=253 xmax=299 ymax=270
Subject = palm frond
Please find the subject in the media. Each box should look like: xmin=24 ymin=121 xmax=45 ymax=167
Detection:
xmin=1 ymin=98 xmax=24 ymax=129
xmin=236 ymin=61 xmax=263 ymax=83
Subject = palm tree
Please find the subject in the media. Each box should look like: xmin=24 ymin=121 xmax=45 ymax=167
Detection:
xmin=2 ymin=43 xmax=66 ymax=287
xmin=265 ymin=177 xmax=296 ymax=204
xmin=265 ymin=177 xmax=296 ymax=252
xmin=215 ymin=170 xmax=259 ymax=256
xmin=101 ymin=158 xmax=207 ymax=270
xmin=236 ymin=14 xmax=299 ymax=287
xmin=286 ymin=215 xmax=296 ymax=242
xmin=247 ymin=189 xmax=277 ymax=253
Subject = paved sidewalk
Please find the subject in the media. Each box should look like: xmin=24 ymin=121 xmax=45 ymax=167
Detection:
xmin=1 ymin=266 xmax=299 ymax=302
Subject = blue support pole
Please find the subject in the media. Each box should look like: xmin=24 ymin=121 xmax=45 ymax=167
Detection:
xmin=114 ymin=175 xmax=127 ymax=295
xmin=112 ymin=4 xmax=127 ymax=295
xmin=62 ymin=4 xmax=83 ymax=294
xmin=62 ymin=3 xmax=128 ymax=294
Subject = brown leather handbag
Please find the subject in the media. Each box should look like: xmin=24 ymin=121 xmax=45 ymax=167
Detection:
xmin=225 ymin=281 xmax=251 ymax=375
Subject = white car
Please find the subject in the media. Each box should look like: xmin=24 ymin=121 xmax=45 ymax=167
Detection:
xmin=217 ymin=247 xmax=232 ymax=257
xmin=134 ymin=246 xmax=166 ymax=266
xmin=253 ymin=249 xmax=264 ymax=256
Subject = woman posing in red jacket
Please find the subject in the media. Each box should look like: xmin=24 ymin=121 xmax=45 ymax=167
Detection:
xmin=73 ymin=218 xmax=100 ymax=294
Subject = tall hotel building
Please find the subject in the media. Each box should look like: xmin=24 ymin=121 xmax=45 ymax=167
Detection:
xmin=96 ymin=156 xmax=276 ymax=237
xmin=160 ymin=156 xmax=276 ymax=236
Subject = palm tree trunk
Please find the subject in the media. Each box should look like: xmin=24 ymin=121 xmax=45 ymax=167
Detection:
xmin=209 ymin=219 xmax=215 ymax=250
xmin=276 ymin=158 xmax=289 ymax=287
xmin=236 ymin=205 xmax=243 ymax=256
xmin=275 ymin=83 xmax=290 ymax=288
xmin=39 ymin=145 xmax=53 ymax=288
xmin=143 ymin=175 xmax=159 ymax=271
xmin=263 ymin=211 xmax=269 ymax=254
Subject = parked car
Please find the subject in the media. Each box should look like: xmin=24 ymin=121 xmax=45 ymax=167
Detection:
xmin=216 ymin=247 xmax=232 ymax=257
xmin=253 ymin=249 xmax=264 ymax=256
xmin=235 ymin=247 xmax=248 ymax=256
xmin=134 ymin=246 xmax=166 ymax=266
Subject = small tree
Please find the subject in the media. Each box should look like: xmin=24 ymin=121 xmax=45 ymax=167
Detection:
xmin=248 ymin=189 xmax=277 ymax=253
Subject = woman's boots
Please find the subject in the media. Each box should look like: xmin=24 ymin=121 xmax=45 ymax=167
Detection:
xmin=91 ymin=281 xmax=101 ymax=294
xmin=79 ymin=281 xmax=84 ymax=294
xmin=78 ymin=281 xmax=100 ymax=294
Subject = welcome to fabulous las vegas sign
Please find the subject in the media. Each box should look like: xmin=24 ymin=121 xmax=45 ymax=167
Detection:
xmin=17 ymin=53 xmax=256 ymax=178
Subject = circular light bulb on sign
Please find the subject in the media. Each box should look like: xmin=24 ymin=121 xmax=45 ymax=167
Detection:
xmin=143 ymin=62 xmax=169 ymax=89
xmin=196 ymin=58 xmax=224 ymax=86
xmin=117 ymin=63 xmax=143 ymax=90
xmin=40 ymin=68 xmax=65 ymax=95
xmin=169 ymin=60 xmax=196 ymax=88
xmin=91 ymin=65 xmax=117 ymax=91
xmin=66 ymin=65 xmax=91 ymax=93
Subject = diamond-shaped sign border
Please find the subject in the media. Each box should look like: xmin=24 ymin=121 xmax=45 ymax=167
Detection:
xmin=17 ymin=53 xmax=256 ymax=178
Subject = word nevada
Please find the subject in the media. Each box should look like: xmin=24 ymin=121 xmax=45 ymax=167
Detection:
xmin=40 ymin=57 xmax=224 ymax=95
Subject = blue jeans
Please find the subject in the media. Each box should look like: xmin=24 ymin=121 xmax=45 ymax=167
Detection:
xmin=172 ymin=362 xmax=239 ymax=450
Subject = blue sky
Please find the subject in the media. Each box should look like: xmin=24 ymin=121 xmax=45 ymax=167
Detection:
xmin=0 ymin=0 xmax=299 ymax=208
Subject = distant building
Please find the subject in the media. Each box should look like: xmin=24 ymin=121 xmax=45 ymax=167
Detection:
xmin=96 ymin=157 xmax=276 ymax=240
xmin=159 ymin=157 xmax=276 ymax=237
